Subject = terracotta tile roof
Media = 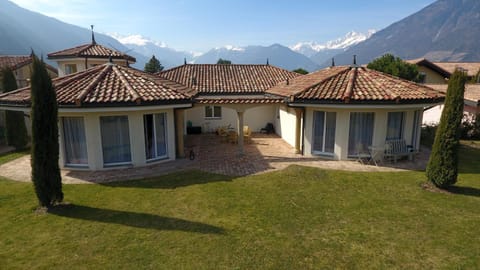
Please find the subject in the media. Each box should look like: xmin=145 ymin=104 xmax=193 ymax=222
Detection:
xmin=425 ymin=84 xmax=480 ymax=104
xmin=0 ymin=63 xmax=193 ymax=108
xmin=0 ymin=55 xmax=31 ymax=70
xmin=47 ymin=43 xmax=136 ymax=62
xmin=268 ymin=66 xmax=445 ymax=104
xmin=433 ymin=62 xmax=480 ymax=77
xmin=0 ymin=55 xmax=58 ymax=75
xmin=195 ymin=95 xmax=284 ymax=104
xmin=159 ymin=64 xmax=301 ymax=95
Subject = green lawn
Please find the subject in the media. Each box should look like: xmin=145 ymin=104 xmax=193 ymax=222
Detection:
xmin=0 ymin=145 xmax=479 ymax=269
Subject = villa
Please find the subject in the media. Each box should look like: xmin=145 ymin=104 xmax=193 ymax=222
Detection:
xmin=0 ymin=39 xmax=445 ymax=171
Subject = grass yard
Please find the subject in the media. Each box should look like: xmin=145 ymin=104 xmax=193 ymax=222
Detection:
xmin=0 ymin=144 xmax=479 ymax=269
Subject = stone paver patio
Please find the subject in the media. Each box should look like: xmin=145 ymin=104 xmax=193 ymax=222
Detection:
xmin=0 ymin=133 xmax=430 ymax=184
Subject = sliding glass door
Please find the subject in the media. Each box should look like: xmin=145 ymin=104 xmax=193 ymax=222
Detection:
xmin=144 ymin=113 xmax=167 ymax=161
xmin=62 ymin=117 xmax=88 ymax=166
xmin=312 ymin=111 xmax=336 ymax=155
xmin=386 ymin=112 xmax=405 ymax=140
xmin=100 ymin=116 xmax=131 ymax=166
xmin=348 ymin=112 xmax=375 ymax=157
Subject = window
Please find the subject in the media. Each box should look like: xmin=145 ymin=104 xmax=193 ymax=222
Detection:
xmin=386 ymin=112 xmax=405 ymax=140
xmin=65 ymin=64 xmax=77 ymax=75
xmin=312 ymin=111 xmax=336 ymax=155
xmin=100 ymin=116 xmax=131 ymax=166
xmin=411 ymin=110 xmax=422 ymax=148
xmin=348 ymin=112 xmax=375 ymax=157
xmin=418 ymin=72 xmax=426 ymax=83
xmin=62 ymin=117 xmax=88 ymax=166
xmin=205 ymin=106 xmax=221 ymax=119
xmin=144 ymin=113 xmax=168 ymax=160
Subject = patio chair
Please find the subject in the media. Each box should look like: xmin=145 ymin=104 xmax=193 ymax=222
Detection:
xmin=260 ymin=123 xmax=275 ymax=134
xmin=243 ymin=126 xmax=252 ymax=143
xmin=355 ymin=143 xmax=371 ymax=164
xmin=227 ymin=130 xmax=238 ymax=144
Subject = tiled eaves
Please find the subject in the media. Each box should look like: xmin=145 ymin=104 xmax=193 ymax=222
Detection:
xmin=159 ymin=64 xmax=301 ymax=94
xmin=47 ymin=43 xmax=136 ymax=62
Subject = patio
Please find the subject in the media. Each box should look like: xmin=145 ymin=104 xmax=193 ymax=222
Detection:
xmin=0 ymin=133 xmax=430 ymax=184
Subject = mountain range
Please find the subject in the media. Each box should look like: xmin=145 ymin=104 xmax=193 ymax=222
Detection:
xmin=329 ymin=0 xmax=480 ymax=66
xmin=1 ymin=0 xmax=479 ymax=72
xmin=0 ymin=0 xmax=148 ymax=69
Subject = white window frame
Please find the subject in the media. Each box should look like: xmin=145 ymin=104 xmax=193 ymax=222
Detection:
xmin=65 ymin=64 xmax=77 ymax=75
xmin=205 ymin=106 xmax=222 ymax=119
xmin=100 ymin=115 xmax=132 ymax=167
xmin=312 ymin=111 xmax=336 ymax=156
xmin=386 ymin=112 xmax=405 ymax=140
xmin=144 ymin=113 xmax=168 ymax=162
xmin=62 ymin=116 xmax=89 ymax=168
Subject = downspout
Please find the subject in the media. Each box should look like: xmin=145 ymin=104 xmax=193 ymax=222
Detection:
xmin=301 ymin=106 xmax=306 ymax=155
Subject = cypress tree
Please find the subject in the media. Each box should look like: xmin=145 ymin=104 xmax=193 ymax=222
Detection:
xmin=1 ymin=68 xmax=29 ymax=150
xmin=30 ymin=54 xmax=63 ymax=208
xmin=426 ymin=70 xmax=467 ymax=188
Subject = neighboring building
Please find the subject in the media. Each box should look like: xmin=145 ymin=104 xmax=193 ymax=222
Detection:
xmin=405 ymin=58 xmax=450 ymax=84
xmin=406 ymin=58 xmax=480 ymax=124
xmin=47 ymin=34 xmax=135 ymax=77
xmin=0 ymin=55 xmax=58 ymax=145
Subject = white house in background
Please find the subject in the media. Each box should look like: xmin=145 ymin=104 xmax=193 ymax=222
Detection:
xmin=406 ymin=58 xmax=480 ymax=124
xmin=47 ymin=35 xmax=136 ymax=77
xmin=0 ymin=55 xmax=58 ymax=146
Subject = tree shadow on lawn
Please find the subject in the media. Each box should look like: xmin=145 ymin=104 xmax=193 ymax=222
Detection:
xmin=446 ymin=185 xmax=480 ymax=198
xmin=48 ymin=204 xmax=225 ymax=234
xmin=458 ymin=144 xmax=480 ymax=174
xmin=101 ymin=170 xmax=234 ymax=189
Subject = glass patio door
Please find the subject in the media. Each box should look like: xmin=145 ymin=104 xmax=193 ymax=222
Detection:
xmin=144 ymin=113 xmax=167 ymax=160
xmin=312 ymin=111 xmax=336 ymax=155
xmin=348 ymin=112 xmax=374 ymax=157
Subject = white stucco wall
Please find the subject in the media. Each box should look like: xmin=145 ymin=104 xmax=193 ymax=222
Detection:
xmin=303 ymin=106 xmax=425 ymax=160
xmin=58 ymin=108 xmax=176 ymax=170
xmin=275 ymin=105 xmax=297 ymax=147
xmin=56 ymin=58 xmax=129 ymax=77
xmin=184 ymin=105 xmax=277 ymax=133
xmin=423 ymin=105 xmax=443 ymax=125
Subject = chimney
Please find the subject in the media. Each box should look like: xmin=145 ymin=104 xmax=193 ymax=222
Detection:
xmin=331 ymin=58 xmax=335 ymax=67
xmin=91 ymin=25 xmax=96 ymax=45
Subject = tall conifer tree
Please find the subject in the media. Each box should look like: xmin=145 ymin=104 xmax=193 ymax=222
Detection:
xmin=30 ymin=54 xmax=63 ymax=207
xmin=426 ymin=70 xmax=467 ymax=188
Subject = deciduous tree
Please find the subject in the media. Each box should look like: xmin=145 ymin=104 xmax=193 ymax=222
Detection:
xmin=367 ymin=54 xmax=421 ymax=82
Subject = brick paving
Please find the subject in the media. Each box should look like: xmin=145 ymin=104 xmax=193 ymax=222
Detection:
xmin=0 ymin=133 xmax=429 ymax=184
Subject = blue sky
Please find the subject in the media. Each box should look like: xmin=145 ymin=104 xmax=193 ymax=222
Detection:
xmin=10 ymin=0 xmax=436 ymax=52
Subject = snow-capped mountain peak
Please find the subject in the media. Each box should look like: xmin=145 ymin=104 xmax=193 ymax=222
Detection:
xmin=290 ymin=30 xmax=376 ymax=57
xmin=108 ymin=33 xmax=167 ymax=48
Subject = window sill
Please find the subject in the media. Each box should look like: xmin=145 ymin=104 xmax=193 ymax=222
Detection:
xmin=146 ymin=156 xmax=169 ymax=163
xmin=103 ymin=162 xmax=133 ymax=168
xmin=205 ymin=117 xmax=222 ymax=120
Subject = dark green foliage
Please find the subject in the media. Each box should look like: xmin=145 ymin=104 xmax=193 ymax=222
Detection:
xmin=217 ymin=58 xmax=232 ymax=64
xmin=426 ymin=70 xmax=467 ymax=188
xmin=367 ymin=54 xmax=421 ymax=82
xmin=30 ymin=54 xmax=63 ymax=207
xmin=144 ymin=55 xmax=164 ymax=73
xmin=292 ymin=68 xmax=308 ymax=75
xmin=1 ymin=68 xmax=28 ymax=150
xmin=470 ymin=68 xmax=480 ymax=83
xmin=420 ymin=124 xmax=438 ymax=148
